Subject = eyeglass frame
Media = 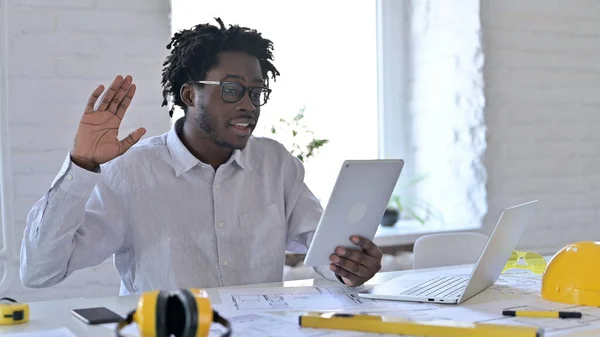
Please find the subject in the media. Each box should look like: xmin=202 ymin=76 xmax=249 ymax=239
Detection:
xmin=194 ymin=80 xmax=272 ymax=106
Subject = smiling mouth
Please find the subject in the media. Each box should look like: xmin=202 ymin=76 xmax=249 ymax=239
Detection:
xmin=229 ymin=120 xmax=255 ymax=137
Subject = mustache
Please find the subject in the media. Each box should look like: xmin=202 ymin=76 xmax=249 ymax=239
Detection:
xmin=228 ymin=114 xmax=258 ymax=124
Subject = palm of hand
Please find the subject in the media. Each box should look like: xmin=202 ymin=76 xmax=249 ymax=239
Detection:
xmin=74 ymin=112 xmax=128 ymax=165
xmin=71 ymin=75 xmax=146 ymax=169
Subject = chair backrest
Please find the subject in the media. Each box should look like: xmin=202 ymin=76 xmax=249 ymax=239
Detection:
xmin=412 ymin=232 xmax=489 ymax=269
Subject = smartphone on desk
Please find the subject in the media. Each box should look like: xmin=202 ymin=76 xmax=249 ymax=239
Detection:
xmin=71 ymin=307 xmax=124 ymax=325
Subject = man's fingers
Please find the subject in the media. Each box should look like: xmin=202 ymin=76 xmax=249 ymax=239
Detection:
xmin=85 ymin=85 xmax=104 ymax=113
xmin=107 ymin=75 xmax=133 ymax=114
xmin=352 ymin=235 xmax=383 ymax=258
xmin=329 ymin=264 xmax=362 ymax=286
xmin=335 ymin=247 xmax=376 ymax=267
xmin=115 ymin=84 xmax=136 ymax=120
xmin=330 ymin=255 xmax=370 ymax=278
xmin=327 ymin=237 xmax=383 ymax=287
xmin=118 ymin=127 xmax=146 ymax=155
xmin=98 ymin=75 xmax=124 ymax=111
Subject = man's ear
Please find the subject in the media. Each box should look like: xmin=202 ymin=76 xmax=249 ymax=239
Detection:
xmin=180 ymin=83 xmax=197 ymax=108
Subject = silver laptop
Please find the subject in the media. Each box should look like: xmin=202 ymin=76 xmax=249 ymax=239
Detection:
xmin=358 ymin=200 xmax=538 ymax=304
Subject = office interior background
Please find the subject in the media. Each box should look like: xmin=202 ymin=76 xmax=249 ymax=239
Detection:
xmin=0 ymin=0 xmax=599 ymax=302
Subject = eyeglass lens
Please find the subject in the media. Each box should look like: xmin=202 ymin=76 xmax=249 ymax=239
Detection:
xmin=222 ymin=82 xmax=269 ymax=106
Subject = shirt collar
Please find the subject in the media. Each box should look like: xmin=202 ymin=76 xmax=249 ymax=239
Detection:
xmin=167 ymin=117 xmax=252 ymax=177
xmin=230 ymin=143 xmax=252 ymax=171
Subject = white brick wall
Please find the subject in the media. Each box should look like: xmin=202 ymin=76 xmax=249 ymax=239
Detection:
xmin=405 ymin=0 xmax=600 ymax=255
xmin=481 ymin=0 xmax=600 ymax=254
xmin=2 ymin=0 xmax=171 ymax=301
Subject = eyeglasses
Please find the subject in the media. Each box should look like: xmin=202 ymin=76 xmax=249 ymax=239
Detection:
xmin=195 ymin=81 xmax=271 ymax=107
xmin=502 ymin=250 xmax=547 ymax=274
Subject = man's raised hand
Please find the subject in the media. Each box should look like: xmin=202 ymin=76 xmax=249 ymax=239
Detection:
xmin=71 ymin=75 xmax=146 ymax=171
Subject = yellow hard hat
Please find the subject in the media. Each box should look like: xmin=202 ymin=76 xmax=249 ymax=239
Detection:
xmin=541 ymin=241 xmax=600 ymax=306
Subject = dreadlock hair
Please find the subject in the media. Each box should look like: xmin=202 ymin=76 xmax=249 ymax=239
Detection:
xmin=161 ymin=17 xmax=280 ymax=117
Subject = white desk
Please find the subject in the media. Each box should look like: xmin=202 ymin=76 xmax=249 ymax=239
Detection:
xmin=1 ymin=264 xmax=597 ymax=337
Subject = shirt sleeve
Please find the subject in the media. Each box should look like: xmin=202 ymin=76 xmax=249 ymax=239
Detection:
xmin=282 ymin=153 xmax=344 ymax=284
xmin=19 ymin=152 xmax=128 ymax=288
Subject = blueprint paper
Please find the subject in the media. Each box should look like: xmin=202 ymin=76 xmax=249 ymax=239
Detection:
xmin=207 ymin=312 xmax=397 ymax=337
xmin=322 ymin=298 xmax=600 ymax=337
xmin=449 ymin=297 xmax=600 ymax=336
xmin=487 ymin=269 xmax=544 ymax=296
xmin=218 ymin=285 xmax=438 ymax=313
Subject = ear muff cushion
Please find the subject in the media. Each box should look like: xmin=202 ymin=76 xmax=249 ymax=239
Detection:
xmin=156 ymin=291 xmax=169 ymax=337
xmin=165 ymin=289 xmax=197 ymax=337
xmin=178 ymin=290 xmax=198 ymax=337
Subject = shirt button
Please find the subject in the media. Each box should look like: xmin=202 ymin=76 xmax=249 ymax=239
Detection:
xmin=215 ymin=184 xmax=220 ymax=189
xmin=223 ymin=260 xmax=229 ymax=266
xmin=218 ymin=222 xmax=224 ymax=228
xmin=66 ymin=175 xmax=73 ymax=180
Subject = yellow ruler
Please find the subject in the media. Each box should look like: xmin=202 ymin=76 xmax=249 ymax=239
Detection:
xmin=299 ymin=312 xmax=543 ymax=337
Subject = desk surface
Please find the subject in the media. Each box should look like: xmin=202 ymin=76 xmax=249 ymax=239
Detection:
xmin=0 ymin=266 xmax=442 ymax=337
xmin=1 ymin=264 xmax=598 ymax=337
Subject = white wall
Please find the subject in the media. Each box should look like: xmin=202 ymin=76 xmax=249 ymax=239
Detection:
xmin=2 ymin=0 xmax=171 ymax=301
xmin=482 ymin=0 xmax=600 ymax=253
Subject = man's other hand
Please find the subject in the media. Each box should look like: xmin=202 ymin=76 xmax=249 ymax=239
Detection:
xmin=329 ymin=235 xmax=383 ymax=286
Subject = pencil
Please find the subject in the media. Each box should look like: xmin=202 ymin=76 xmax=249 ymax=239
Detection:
xmin=502 ymin=310 xmax=582 ymax=319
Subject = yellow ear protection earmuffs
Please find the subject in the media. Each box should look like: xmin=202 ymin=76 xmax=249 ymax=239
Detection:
xmin=115 ymin=288 xmax=231 ymax=337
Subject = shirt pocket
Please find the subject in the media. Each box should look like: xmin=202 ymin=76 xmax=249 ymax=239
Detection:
xmin=238 ymin=202 xmax=285 ymax=270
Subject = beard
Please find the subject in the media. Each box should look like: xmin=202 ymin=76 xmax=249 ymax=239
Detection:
xmin=195 ymin=104 xmax=245 ymax=150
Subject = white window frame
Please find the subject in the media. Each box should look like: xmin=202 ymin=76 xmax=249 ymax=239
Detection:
xmin=376 ymin=0 xmax=416 ymax=198
xmin=374 ymin=0 xmax=427 ymax=246
xmin=373 ymin=0 xmax=484 ymax=248
xmin=0 ymin=0 xmax=16 ymax=295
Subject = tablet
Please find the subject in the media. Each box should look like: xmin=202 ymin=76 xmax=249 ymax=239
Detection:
xmin=303 ymin=159 xmax=404 ymax=266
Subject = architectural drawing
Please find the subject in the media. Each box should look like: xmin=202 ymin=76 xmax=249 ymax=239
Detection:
xmin=219 ymin=285 xmax=439 ymax=312
xmin=488 ymin=269 xmax=543 ymax=296
xmin=227 ymin=286 xmax=372 ymax=311
xmin=207 ymin=313 xmax=394 ymax=337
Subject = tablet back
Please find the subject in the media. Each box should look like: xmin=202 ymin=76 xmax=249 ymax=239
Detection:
xmin=303 ymin=159 xmax=404 ymax=266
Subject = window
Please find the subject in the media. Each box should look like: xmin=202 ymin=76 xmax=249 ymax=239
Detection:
xmin=170 ymin=1 xmax=486 ymax=233
xmin=171 ymin=0 xmax=380 ymax=206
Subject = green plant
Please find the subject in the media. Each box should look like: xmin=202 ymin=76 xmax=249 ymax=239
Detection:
xmin=387 ymin=174 xmax=443 ymax=224
xmin=270 ymin=106 xmax=329 ymax=163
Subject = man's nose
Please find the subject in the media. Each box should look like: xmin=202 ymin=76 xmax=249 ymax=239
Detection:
xmin=237 ymin=91 xmax=257 ymax=111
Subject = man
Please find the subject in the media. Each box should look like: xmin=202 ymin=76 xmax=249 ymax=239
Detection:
xmin=20 ymin=18 xmax=383 ymax=295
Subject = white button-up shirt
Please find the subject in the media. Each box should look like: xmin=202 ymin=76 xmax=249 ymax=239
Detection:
xmin=20 ymin=118 xmax=337 ymax=295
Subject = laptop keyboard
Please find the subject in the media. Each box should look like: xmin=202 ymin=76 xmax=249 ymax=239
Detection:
xmin=399 ymin=276 xmax=467 ymax=299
